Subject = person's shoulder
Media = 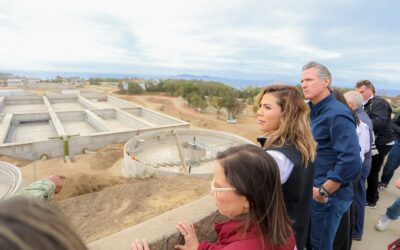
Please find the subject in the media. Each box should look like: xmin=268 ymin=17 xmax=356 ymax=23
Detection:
xmin=373 ymin=95 xmax=389 ymax=104
xmin=325 ymin=99 xmax=352 ymax=116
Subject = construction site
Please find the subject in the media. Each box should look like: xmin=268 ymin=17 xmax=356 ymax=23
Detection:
xmin=0 ymin=88 xmax=398 ymax=250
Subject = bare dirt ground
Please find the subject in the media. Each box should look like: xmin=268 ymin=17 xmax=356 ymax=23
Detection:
xmin=4 ymin=85 xmax=262 ymax=243
xmin=18 ymin=144 xmax=211 ymax=243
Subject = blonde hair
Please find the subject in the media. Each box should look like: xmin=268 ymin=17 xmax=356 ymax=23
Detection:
xmin=256 ymin=84 xmax=316 ymax=165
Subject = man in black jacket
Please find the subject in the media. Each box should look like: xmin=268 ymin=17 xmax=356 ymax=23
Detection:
xmin=356 ymin=80 xmax=394 ymax=208
xmin=379 ymin=112 xmax=400 ymax=187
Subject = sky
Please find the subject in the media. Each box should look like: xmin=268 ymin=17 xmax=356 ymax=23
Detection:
xmin=0 ymin=0 xmax=400 ymax=88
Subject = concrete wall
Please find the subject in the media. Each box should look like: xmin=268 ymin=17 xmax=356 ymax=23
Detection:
xmin=0 ymin=114 xmax=13 ymax=143
xmin=12 ymin=113 xmax=51 ymax=123
xmin=0 ymin=97 xmax=5 ymax=112
xmin=141 ymin=108 xmax=186 ymax=126
xmin=89 ymin=196 xmax=220 ymax=250
xmin=107 ymin=95 xmax=138 ymax=108
xmin=121 ymin=108 xmax=142 ymax=117
xmin=115 ymin=109 xmax=153 ymax=128
xmin=47 ymin=96 xmax=77 ymax=104
xmin=0 ymin=139 xmax=63 ymax=160
xmin=56 ymin=111 xmax=86 ymax=122
xmin=84 ymin=110 xmax=111 ymax=132
xmin=122 ymin=107 xmax=187 ymax=126
xmin=77 ymin=95 xmax=98 ymax=109
xmin=0 ymin=123 xmax=189 ymax=160
xmin=5 ymin=96 xmax=44 ymax=105
xmin=91 ymin=109 xmax=117 ymax=120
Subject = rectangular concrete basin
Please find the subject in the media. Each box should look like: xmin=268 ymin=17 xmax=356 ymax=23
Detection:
xmin=56 ymin=111 xmax=101 ymax=135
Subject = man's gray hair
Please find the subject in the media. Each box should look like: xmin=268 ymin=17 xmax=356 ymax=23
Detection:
xmin=302 ymin=61 xmax=332 ymax=85
xmin=344 ymin=91 xmax=364 ymax=109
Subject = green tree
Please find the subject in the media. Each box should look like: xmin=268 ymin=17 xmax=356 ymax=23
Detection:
xmin=127 ymin=82 xmax=144 ymax=94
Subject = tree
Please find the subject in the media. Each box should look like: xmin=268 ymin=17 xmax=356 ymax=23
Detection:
xmin=217 ymin=95 xmax=245 ymax=116
xmin=190 ymin=94 xmax=208 ymax=111
xmin=127 ymin=82 xmax=144 ymax=94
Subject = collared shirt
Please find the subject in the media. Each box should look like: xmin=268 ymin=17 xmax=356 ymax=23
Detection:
xmin=309 ymin=94 xmax=362 ymax=201
xmin=362 ymin=94 xmax=374 ymax=106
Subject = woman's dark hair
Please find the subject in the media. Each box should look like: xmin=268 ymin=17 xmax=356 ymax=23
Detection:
xmin=0 ymin=197 xmax=87 ymax=250
xmin=333 ymin=88 xmax=360 ymax=125
xmin=216 ymin=144 xmax=292 ymax=247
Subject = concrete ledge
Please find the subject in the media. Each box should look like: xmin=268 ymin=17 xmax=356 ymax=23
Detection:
xmin=89 ymin=195 xmax=217 ymax=250
xmin=0 ymin=97 xmax=5 ymax=112
xmin=116 ymin=108 xmax=155 ymax=128
xmin=78 ymin=95 xmax=99 ymax=109
xmin=43 ymin=96 xmax=66 ymax=135
xmin=0 ymin=114 xmax=13 ymax=143
xmin=84 ymin=110 xmax=112 ymax=132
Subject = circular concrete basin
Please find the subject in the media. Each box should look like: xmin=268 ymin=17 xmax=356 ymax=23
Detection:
xmin=0 ymin=161 xmax=23 ymax=199
xmin=123 ymin=128 xmax=254 ymax=177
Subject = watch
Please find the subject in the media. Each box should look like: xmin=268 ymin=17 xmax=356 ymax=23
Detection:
xmin=319 ymin=186 xmax=331 ymax=197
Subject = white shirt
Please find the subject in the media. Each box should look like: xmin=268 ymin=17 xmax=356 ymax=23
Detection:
xmin=267 ymin=150 xmax=294 ymax=184
xmin=357 ymin=121 xmax=371 ymax=163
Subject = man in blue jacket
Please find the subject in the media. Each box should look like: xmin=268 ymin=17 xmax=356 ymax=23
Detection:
xmin=301 ymin=61 xmax=362 ymax=250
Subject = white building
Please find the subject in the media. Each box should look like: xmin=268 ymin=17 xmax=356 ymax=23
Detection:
xmin=23 ymin=78 xmax=41 ymax=84
xmin=6 ymin=79 xmax=23 ymax=87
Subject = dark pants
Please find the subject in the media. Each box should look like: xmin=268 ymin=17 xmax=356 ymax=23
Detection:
xmin=353 ymin=153 xmax=372 ymax=238
xmin=366 ymin=144 xmax=392 ymax=204
xmin=381 ymin=141 xmax=400 ymax=185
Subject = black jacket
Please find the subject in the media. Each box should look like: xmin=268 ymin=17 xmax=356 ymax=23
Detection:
xmin=268 ymin=144 xmax=314 ymax=250
xmin=391 ymin=112 xmax=400 ymax=141
xmin=364 ymin=96 xmax=394 ymax=145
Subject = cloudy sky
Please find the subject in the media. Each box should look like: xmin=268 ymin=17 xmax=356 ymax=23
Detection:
xmin=0 ymin=0 xmax=399 ymax=88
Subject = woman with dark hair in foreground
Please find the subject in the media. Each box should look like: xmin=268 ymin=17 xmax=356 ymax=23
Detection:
xmin=132 ymin=144 xmax=296 ymax=250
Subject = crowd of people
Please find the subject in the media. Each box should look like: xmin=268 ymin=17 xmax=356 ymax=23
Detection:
xmin=0 ymin=61 xmax=399 ymax=250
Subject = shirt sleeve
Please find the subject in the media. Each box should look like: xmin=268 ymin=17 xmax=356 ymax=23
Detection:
xmin=358 ymin=122 xmax=371 ymax=163
xmin=327 ymin=115 xmax=362 ymax=183
xmin=15 ymin=179 xmax=56 ymax=201
xmin=198 ymin=241 xmax=215 ymax=250
xmin=267 ymin=150 xmax=295 ymax=184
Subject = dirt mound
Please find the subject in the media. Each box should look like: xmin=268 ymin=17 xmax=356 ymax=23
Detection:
xmin=55 ymin=174 xmax=126 ymax=201
xmin=56 ymin=176 xmax=210 ymax=243
xmin=89 ymin=144 xmax=123 ymax=170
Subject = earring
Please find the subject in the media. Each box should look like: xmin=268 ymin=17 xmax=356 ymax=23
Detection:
xmin=244 ymin=204 xmax=249 ymax=209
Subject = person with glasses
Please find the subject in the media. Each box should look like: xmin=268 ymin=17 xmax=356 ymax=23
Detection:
xmin=132 ymin=144 xmax=296 ymax=250
xmin=256 ymin=84 xmax=316 ymax=250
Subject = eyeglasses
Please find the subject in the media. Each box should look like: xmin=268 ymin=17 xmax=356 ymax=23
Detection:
xmin=210 ymin=180 xmax=236 ymax=196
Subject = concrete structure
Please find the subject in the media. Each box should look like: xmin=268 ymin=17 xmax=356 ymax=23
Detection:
xmin=6 ymin=78 xmax=23 ymax=87
xmin=123 ymin=128 xmax=254 ymax=178
xmin=0 ymin=161 xmax=22 ymax=199
xmin=0 ymin=91 xmax=189 ymax=160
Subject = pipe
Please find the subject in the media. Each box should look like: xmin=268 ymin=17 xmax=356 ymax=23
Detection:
xmin=171 ymin=130 xmax=186 ymax=174
xmin=49 ymin=134 xmax=79 ymax=161
xmin=39 ymin=154 xmax=48 ymax=160
xmin=82 ymin=148 xmax=96 ymax=154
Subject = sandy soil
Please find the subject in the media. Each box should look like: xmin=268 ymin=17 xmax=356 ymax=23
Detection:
xmin=2 ymin=85 xmax=261 ymax=243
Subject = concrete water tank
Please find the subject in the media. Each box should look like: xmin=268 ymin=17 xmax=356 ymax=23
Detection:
xmin=0 ymin=161 xmax=23 ymax=199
